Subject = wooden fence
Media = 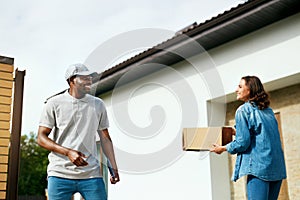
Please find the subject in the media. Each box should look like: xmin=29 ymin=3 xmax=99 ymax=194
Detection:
xmin=0 ymin=58 xmax=14 ymax=199
xmin=0 ymin=55 xmax=25 ymax=199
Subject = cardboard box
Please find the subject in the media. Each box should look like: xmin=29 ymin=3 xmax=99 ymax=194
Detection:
xmin=182 ymin=127 xmax=233 ymax=151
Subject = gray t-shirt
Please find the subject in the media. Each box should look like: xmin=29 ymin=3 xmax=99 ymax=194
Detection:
xmin=39 ymin=90 xmax=109 ymax=179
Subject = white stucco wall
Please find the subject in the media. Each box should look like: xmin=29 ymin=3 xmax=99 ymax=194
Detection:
xmin=100 ymin=13 xmax=300 ymax=200
xmin=101 ymin=67 xmax=229 ymax=199
xmin=212 ymin=12 xmax=300 ymax=95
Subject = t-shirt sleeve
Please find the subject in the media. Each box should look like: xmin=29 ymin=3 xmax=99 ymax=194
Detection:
xmin=98 ymin=102 xmax=109 ymax=130
xmin=39 ymin=101 xmax=56 ymax=129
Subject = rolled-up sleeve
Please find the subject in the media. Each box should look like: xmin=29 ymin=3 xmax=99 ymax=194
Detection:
xmin=227 ymin=108 xmax=251 ymax=154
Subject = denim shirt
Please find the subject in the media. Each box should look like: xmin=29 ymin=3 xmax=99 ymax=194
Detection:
xmin=226 ymin=102 xmax=286 ymax=182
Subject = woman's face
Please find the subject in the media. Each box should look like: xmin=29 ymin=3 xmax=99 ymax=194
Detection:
xmin=236 ymin=79 xmax=250 ymax=102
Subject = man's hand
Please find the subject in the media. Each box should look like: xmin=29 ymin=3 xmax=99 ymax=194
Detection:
xmin=110 ymin=169 xmax=120 ymax=184
xmin=66 ymin=149 xmax=88 ymax=166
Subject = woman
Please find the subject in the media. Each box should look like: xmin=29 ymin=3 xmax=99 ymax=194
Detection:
xmin=210 ymin=76 xmax=286 ymax=200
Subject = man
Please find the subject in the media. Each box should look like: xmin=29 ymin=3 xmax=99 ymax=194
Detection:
xmin=37 ymin=63 xmax=119 ymax=200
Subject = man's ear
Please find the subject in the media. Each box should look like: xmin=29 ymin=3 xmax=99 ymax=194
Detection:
xmin=69 ymin=76 xmax=76 ymax=85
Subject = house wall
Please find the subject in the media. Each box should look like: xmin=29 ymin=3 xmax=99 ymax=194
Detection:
xmin=208 ymin=12 xmax=300 ymax=95
xmin=99 ymin=12 xmax=300 ymax=200
xmin=101 ymin=75 xmax=227 ymax=200
xmin=0 ymin=62 xmax=14 ymax=199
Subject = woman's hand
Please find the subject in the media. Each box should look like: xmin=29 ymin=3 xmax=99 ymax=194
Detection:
xmin=210 ymin=144 xmax=227 ymax=154
xmin=232 ymin=128 xmax=236 ymax=135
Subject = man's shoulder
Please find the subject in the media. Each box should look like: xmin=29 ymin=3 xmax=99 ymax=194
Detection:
xmin=86 ymin=94 xmax=104 ymax=103
xmin=44 ymin=90 xmax=68 ymax=104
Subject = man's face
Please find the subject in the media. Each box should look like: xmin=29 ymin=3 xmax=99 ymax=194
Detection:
xmin=72 ymin=75 xmax=93 ymax=94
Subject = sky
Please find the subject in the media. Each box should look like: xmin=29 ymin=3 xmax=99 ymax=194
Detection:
xmin=0 ymin=0 xmax=247 ymax=135
xmin=1 ymin=0 xmax=248 ymax=198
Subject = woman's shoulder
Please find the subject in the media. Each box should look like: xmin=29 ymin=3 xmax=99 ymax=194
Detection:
xmin=237 ymin=101 xmax=251 ymax=110
xmin=236 ymin=102 xmax=258 ymax=115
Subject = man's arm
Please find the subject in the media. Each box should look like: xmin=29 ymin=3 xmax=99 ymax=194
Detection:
xmin=37 ymin=126 xmax=88 ymax=166
xmin=98 ymin=129 xmax=120 ymax=184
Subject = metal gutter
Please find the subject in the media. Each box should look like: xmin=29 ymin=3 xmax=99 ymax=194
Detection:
xmin=92 ymin=0 xmax=300 ymax=96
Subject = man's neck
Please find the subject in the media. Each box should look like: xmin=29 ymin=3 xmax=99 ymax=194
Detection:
xmin=68 ymin=88 xmax=85 ymax=99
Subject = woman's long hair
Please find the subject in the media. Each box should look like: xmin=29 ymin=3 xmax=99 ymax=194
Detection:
xmin=242 ymin=76 xmax=270 ymax=110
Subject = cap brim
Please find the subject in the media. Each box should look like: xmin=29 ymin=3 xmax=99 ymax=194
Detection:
xmin=76 ymin=71 xmax=94 ymax=76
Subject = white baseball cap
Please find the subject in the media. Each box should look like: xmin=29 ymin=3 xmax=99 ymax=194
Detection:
xmin=65 ymin=63 xmax=95 ymax=80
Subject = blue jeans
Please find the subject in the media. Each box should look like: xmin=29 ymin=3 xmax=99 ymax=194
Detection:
xmin=48 ymin=176 xmax=107 ymax=200
xmin=247 ymin=175 xmax=282 ymax=200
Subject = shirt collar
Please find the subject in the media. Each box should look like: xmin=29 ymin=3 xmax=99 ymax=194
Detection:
xmin=64 ymin=90 xmax=89 ymax=103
